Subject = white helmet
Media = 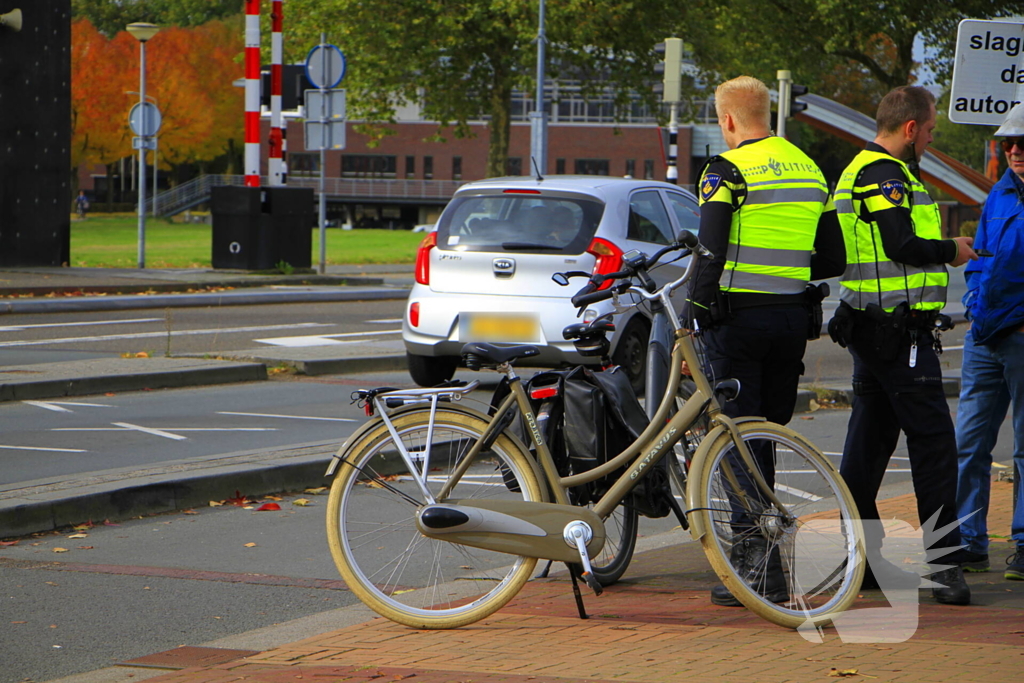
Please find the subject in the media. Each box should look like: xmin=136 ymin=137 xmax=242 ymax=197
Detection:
xmin=995 ymin=102 xmax=1024 ymax=137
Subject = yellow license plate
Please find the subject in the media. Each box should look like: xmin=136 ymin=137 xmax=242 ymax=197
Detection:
xmin=462 ymin=314 xmax=540 ymax=343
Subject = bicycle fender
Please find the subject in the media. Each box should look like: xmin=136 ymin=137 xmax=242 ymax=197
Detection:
xmin=683 ymin=416 xmax=765 ymax=542
xmin=325 ymin=404 xmax=546 ymax=502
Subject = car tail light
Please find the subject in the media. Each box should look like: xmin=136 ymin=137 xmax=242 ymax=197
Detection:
xmin=409 ymin=301 xmax=421 ymax=327
xmin=587 ymin=238 xmax=624 ymax=290
xmin=415 ymin=233 xmax=437 ymax=285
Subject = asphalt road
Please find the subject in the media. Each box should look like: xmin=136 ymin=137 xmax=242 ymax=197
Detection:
xmin=0 ymin=299 xmax=409 ymax=367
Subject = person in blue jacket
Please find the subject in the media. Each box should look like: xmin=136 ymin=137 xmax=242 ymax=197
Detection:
xmin=955 ymin=102 xmax=1024 ymax=581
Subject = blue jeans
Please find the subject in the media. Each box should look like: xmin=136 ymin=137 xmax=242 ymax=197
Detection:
xmin=955 ymin=328 xmax=1024 ymax=553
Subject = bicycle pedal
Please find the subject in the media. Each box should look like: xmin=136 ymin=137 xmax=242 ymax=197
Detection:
xmin=581 ymin=571 xmax=603 ymax=596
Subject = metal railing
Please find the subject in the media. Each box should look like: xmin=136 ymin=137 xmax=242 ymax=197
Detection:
xmin=149 ymin=175 xmax=466 ymax=217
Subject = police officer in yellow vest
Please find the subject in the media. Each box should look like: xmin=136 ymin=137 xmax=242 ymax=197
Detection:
xmin=828 ymin=85 xmax=977 ymax=605
xmin=685 ymin=76 xmax=845 ymax=607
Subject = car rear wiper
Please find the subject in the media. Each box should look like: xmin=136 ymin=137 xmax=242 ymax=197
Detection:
xmin=501 ymin=242 xmax=561 ymax=250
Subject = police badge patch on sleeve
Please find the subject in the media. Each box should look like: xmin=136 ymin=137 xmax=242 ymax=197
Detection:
xmin=879 ymin=179 xmax=906 ymax=206
xmin=700 ymin=173 xmax=723 ymax=201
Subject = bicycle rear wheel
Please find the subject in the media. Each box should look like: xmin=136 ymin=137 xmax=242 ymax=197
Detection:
xmin=326 ymin=408 xmax=543 ymax=629
xmin=588 ymin=500 xmax=638 ymax=586
xmin=691 ymin=421 xmax=863 ymax=629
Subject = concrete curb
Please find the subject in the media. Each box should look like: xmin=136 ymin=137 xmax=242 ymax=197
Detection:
xmin=0 ymin=442 xmax=339 ymax=538
xmin=0 ymin=360 xmax=268 ymax=402
xmin=0 ymin=275 xmax=388 ymax=298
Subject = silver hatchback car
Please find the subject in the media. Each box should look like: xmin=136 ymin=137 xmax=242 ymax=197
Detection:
xmin=402 ymin=175 xmax=701 ymax=388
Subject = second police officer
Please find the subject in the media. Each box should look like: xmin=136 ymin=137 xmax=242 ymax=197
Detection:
xmin=685 ymin=75 xmax=846 ymax=607
xmin=828 ymin=85 xmax=977 ymax=604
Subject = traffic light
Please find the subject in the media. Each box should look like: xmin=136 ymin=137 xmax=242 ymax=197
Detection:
xmin=790 ymin=84 xmax=809 ymax=115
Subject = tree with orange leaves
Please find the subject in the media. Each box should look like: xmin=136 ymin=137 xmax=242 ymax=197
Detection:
xmin=71 ymin=17 xmax=244 ymax=188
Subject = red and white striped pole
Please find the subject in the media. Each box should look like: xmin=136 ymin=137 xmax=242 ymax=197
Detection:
xmin=244 ymin=0 xmax=261 ymax=187
xmin=268 ymin=0 xmax=284 ymax=185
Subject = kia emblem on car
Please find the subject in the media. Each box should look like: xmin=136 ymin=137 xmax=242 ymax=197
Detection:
xmin=493 ymin=258 xmax=516 ymax=278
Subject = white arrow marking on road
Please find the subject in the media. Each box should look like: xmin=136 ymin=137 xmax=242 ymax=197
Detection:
xmin=22 ymin=400 xmax=115 ymax=412
xmin=22 ymin=401 xmax=73 ymax=413
xmin=52 ymin=423 xmax=278 ymax=440
xmin=218 ymin=411 xmax=358 ymax=422
xmin=254 ymin=329 xmax=401 ymax=347
xmin=0 ymin=323 xmax=331 ymax=348
xmin=0 ymin=318 xmax=163 ymax=333
xmin=0 ymin=444 xmax=87 ymax=453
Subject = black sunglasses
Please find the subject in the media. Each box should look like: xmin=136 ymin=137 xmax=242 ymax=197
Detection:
xmin=1000 ymin=137 xmax=1024 ymax=151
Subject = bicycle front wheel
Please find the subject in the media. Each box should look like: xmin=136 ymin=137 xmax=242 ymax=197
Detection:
xmin=326 ymin=408 xmax=543 ymax=629
xmin=691 ymin=421 xmax=863 ymax=629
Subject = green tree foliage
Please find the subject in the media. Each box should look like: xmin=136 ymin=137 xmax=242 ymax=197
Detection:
xmin=72 ymin=0 xmax=242 ymax=36
xmin=286 ymin=0 xmax=685 ymax=177
xmin=682 ymin=0 xmax=1024 ymax=108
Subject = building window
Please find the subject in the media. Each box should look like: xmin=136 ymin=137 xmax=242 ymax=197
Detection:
xmin=424 ymin=156 xmax=434 ymax=179
xmin=290 ymin=153 xmax=320 ymax=177
xmin=625 ymin=159 xmax=636 ymax=178
xmin=575 ymin=159 xmax=609 ymax=176
xmin=556 ymin=158 xmax=565 ymax=174
xmin=341 ymin=155 xmax=397 ymax=178
xmin=506 ymin=157 xmax=522 ymax=176
xmin=405 ymin=155 xmax=415 ymax=179
xmin=644 ymin=159 xmax=655 ymax=180
xmin=452 ymin=156 xmax=462 ymax=180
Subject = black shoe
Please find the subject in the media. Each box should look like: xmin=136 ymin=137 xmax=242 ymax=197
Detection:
xmin=860 ymin=555 xmax=921 ymax=590
xmin=930 ymin=565 xmax=971 ymax=605
xmin=961 ymin=550 xmax=990 ymax=573
xmin=1005 ymin=545 xmax=1024 ymax=581
xmin=710 ymin=535 xmax=789 ymax=607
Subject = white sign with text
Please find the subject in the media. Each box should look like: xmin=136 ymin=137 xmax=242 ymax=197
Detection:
xmin=949 ymin=19 xmax=1024 ymax=125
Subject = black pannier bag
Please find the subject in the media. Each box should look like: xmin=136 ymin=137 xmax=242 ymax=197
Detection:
xmin=490 ymin=365 xmax=673 ymax=517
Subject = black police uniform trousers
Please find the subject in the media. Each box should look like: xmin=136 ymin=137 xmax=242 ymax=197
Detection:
xmin=839 ymin=320 xmax=966 ymax=564
xmin=704 ymin=304 xmax=808 ymax=526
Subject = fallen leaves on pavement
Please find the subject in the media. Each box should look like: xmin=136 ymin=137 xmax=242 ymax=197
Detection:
xmin=292 ymin=498 xmax=312 ymax=507
xmin=256 ymin=503 xmax=282 ymax=512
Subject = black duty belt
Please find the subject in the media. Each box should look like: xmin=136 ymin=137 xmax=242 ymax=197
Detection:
xmin=725 ymin=291 xmax=807 ymax=310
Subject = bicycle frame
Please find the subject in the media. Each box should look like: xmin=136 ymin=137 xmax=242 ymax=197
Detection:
xmin=424 ymin=351 xmax=794 ymax=560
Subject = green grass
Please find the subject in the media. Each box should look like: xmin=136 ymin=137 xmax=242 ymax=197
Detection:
xmin=70 ymin=214 xmax=424 ymax=269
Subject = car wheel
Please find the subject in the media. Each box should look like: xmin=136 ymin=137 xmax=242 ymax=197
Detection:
xmin=612 ymin=317 xmax=649 ymax=395
xmin=407 ymin=353 xmax=459 ymax=387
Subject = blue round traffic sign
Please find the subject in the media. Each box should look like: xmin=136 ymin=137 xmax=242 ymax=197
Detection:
xmin=304 ymin=44 xmax=346 ymax=89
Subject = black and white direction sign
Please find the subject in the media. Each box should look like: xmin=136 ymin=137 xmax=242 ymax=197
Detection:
xmin=950 ymin=19 xmax=1024 ymax=125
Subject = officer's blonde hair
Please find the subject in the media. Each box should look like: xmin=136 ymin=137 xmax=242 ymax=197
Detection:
xmin=715 ymin=76 xmax=771 ymax=129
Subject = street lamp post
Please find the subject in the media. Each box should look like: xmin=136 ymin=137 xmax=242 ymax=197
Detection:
xmin=126 ymin=22 xmax=160 ymax=269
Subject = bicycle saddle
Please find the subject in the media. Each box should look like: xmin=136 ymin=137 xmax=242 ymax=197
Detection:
xmin=461 ymin=342 xmax=540 ymax=368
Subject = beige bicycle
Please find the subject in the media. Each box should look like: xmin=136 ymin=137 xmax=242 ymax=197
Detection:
xmin=325 ymin=234 xmax=864 ymax=630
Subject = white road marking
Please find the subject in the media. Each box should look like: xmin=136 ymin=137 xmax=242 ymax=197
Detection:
xmin=0 ymin=323 xmax=331 ymax=348
xmin=22 ymin=401 xmax=73 ymax=413
xmin=0 ymin=444 xmax=87 ymax=453
xmin=823 ymin=451 xmax=910 ymax=461
xmin=254 ymin=329 xmax=402 ymax=347
xmin=944 ymin=345 xmax=964 ymax=351
xmin=776 ymin=484 xmax=822 ymax=502
xmin=22 ymin=400 xmax=116 ymax=412
xmin=52 ymin=422 xmax=278 ymax=441
xmin=0 ymin=318 xmax=162 ymax=332
xmin=367 ymin=319 xmax=403 ymax=324
xmin=218 ymin=411 xmax=357 ymax=422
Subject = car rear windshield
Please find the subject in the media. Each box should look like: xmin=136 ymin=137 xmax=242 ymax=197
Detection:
xmin=436 ymin=193 xmax=605 ymax=254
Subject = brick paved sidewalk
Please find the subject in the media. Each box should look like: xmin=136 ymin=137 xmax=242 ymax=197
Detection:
xmin=128 ymin=481 xmax=1023 ymax=683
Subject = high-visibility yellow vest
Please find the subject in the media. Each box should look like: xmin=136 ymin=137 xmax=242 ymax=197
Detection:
xmin=834 ymin=150 xmax=947 ymax=312
xmin=699 ymin=137 xmax=828 ymax=295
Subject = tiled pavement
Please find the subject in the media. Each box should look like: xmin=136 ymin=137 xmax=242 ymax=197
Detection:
xmin=124 ymin=481 xmax=1022 ymax=683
